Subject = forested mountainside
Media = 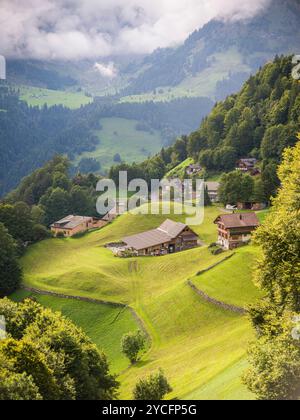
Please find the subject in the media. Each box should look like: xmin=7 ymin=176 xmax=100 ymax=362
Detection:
xmin=111 ymin=56 xmax=300 ymax=200
xmin=0 ymin=83 xmax=212 ymax=196
xmin=0 ymin=84 xmax=99 ymax=196
xmin=121 ymin=0 xmax=300 ymax=99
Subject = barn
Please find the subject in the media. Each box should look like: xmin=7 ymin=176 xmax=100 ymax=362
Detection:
xmin=122 ymin=219 xmax=199 ymax=256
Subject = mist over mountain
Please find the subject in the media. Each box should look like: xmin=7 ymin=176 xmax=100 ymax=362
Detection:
xmin=4 ymin=0 xmax=300 ymax=101
xmin=122 ymin=0 xmax=300 ymax=100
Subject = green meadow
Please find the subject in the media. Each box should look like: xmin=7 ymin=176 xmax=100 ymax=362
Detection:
xmin=20 ymin=205 xmax=261 ymax=399
xmin=19 ymin=85 xmax=93 ymax=109
xmin=10 ymin=289 xmax=138 ymax=374
xmin=73 ymin=117 xmax=163 ymax=172
xmin=191 ymin=246 xmax=264 ymax=308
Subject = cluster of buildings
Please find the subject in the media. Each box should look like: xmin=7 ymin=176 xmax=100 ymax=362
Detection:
xmin=51 ymin=210 xmax=260 ymax=254
xmin=50 ymin=157 xmax=262 ymax=253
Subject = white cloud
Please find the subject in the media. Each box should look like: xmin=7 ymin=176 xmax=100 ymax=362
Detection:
xmin=94 ymin=62 xmax=118 ymax=78
xmin=0 ymin=0 xmax=271 ymax=60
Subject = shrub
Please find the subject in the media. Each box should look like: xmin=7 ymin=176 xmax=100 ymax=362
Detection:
xmin=121 ymin=330 xmax=146 ymax=364
xmin=133 ymin=369 xmax=172 ymax=400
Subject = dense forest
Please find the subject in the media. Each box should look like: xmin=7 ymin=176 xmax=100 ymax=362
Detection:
xmin=0 ymin=84 xmax=99 ymax=196
xmin=111 ymin=56 xmax=300 ymax=201
xmin=0 ymin=82 xmax=212 ymax=196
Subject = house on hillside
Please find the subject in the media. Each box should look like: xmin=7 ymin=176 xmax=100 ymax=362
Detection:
xmin=237 ymin=202 xmax=267 ymax=211
xmin=51 ymin=215 xmax=106 ymax=237
xmin=205 ymin=181 xmax=220 ymax=203
xmin=186 ymin=163 xmax=202 ymax=176
xmin=121 ymin=219 xmax=199 ymax=256
xmin=214 ymin=212 xmax=260 ymax=250
xmin=236 ymin=158 xmax=260 ymax=175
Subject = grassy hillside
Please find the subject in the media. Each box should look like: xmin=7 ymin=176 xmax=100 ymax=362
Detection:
xmin=121 ymin=48 xmax=250 ymax=103
xmin=191 ymin=246 xmax=264 ymax=308
xmin=10 ymin=290 xmax=138 ymax=373
xmin=73 ymin=117 xmax=163 ymax=172
xmin=165 ymin=158 xmax=194 ymax=179
xmin=19 ymin=85 xmax=93 ymax=109
xmin=20 ymin=205 xmax=259 ymax=399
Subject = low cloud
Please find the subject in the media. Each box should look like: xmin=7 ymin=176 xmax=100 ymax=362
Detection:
xmin=0 ymin=0 xmax=272 ymax=61
xmin=94 ymin=62 xmax=118 ymax=78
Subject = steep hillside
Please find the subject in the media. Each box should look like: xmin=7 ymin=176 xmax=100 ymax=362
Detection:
xmin=20 ymin=205 xmax=262 ymax=399
xmin=7 ymin=0 xmax=300 ymax=104
xmin=122 ymin=0 xmax=300 ymax=101
xmin=113 ymin=55 xmax=300 ymax=202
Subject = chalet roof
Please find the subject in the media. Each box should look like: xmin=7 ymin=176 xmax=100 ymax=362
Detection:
xmin=205 ymin=182 xmax=220 ymax=192
xmin=122 ymin=219 xmax=188 ymax=251
xmin=186 ymin=163 xmax=202 ymax=172
xmin=51 ymin=215 xmax=92 ymax=229
xmin=214 ymin=213 xmax=260 ymax=229
xmin=238 ymin=158 xmax=257 ymax=166
xmin=158 ymin=219 xmax=186 ymax=238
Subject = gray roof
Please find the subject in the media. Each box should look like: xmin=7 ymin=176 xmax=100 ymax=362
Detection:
xmin=205 ymin=182 xmax=220 ymax=192
xmin=122 ymin=219 xmax=188 ymax=251
xmin=51 ymin=215 xmax=92 ymax=229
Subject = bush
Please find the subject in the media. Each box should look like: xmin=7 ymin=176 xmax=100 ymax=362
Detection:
xmin=32 ymin=224 xmax=51 ymax=242
xmin=121 ymin=330 xmax=146 ymax=364
xmin=0 ymin=298 xmax=119 ymax=400
xmin=133 ymin=369 xmax=172 ymax=400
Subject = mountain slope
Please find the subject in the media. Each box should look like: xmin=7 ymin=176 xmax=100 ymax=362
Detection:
xmin=112 ymin=55 xmax=300 ymax=204
xmin=122 ymin=0 xmax=300 ymax=101
xmin=20 ymin=205 xmax=259 ymax=399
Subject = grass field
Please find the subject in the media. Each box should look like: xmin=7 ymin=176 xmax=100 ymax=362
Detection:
xmin=10 ymin=289 xmax=138 ymax=374
xmin=165 ymin=158 xmax=194 ymax=179
xmin=73 ymin=117 xmax=163 ymax=172
xmin=20 ymin=205 xmax=258 ymax=399
xmin=191 ymin=246 xmax=264 ymax=308
xmin=19 ymin=85 xmax=93 ymax=109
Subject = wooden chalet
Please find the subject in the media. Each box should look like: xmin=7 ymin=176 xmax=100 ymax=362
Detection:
xmin=214 ymin=212 xmax=260 ymax=250
xmin=122 ymin=219 xmax=199 ymax=256
xmin=51 ymin=215 xmax=106 ymax=237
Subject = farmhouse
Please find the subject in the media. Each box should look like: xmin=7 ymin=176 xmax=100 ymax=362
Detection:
xmin=186 ymin=163 xmax=202 ymax=176
xmin=236 ymin=158 xmax=260 ymax=175
xmin=214 ymin=212 xmax=260 ymax=250
xmin=122 ymin=219 xmax=199 ymax=256
xmin=205 ymin=181 xmax=220 ymax=203
xmin=237 ymin=202 xmax=267 ymax=211
xmin=51 ymin=215 xmax=106 ymax=237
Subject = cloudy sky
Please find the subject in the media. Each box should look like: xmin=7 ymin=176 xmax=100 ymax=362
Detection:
xmin=0 ymin=0 xmax=271 ymax=62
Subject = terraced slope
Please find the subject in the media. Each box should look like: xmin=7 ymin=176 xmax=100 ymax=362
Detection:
xmin=20 ymin=206 xmax=260 ymax=399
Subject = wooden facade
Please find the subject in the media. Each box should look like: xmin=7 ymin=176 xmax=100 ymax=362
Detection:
xmin=51 ymin=215 xmax=106 ymax=237
xmin=214 ymin=213 xmax=260 ymax=250
xmin=122 ymin=219 xmax=199 ymax=257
